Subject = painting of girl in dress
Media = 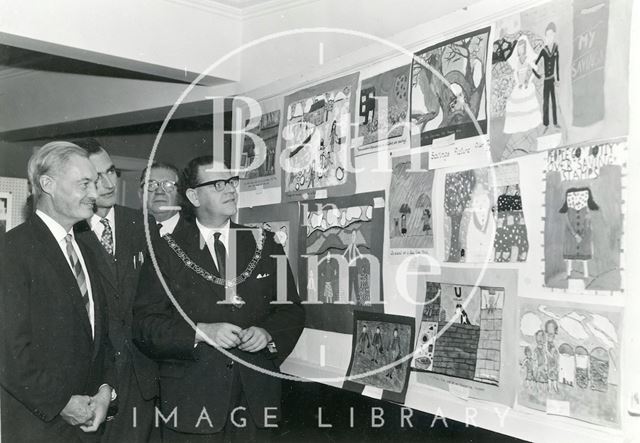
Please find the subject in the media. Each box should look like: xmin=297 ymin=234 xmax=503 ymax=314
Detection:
xmin=503 ymin=36 xmax=541 ymax=135
xmin=559 ymin=187 xmax=599 ymax=279
xmin=544 ymin=140 xmax=624 ymax=291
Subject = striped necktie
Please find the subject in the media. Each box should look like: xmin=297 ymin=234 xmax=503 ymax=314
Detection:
xmin=100 ymin=217 xmax=114 ymax=255
xmin=64 ymin=234 xmax=91 ymax=321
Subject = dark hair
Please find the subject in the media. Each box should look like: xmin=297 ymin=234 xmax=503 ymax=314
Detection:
xmin=559 ymin=187 xmax=599 ymax=213
xmin=179 ymin=156 xmax=214 ymax=219
xmin=140 ymin=162 xmax=180 ymax=184
xmin=73 ymin=138 xmax=105 ymax=155
xmin=545 ymin=319 xmax=558 ymax=335
xmin=182 ymin=155 xmax=214 ymax=191
xmin=546 ymin=22 xmax=556 ymax=33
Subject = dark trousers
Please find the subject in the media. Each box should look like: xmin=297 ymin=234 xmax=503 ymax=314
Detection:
xmin=162 ymin=368 xmax=273 ymax=443
xmin=102 ymin=367 xmax=159 ymax=443
xmin=543 ymin=79 xmax=558 ymax=126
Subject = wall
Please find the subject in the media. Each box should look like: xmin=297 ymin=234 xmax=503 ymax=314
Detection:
xmin=238 ymin=0 xmax=486 ymax=92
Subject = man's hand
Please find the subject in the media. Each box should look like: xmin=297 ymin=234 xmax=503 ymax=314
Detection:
xmin=80 ymin=385 xmax=111 ymax=433
xmin=238 ymin=326 xmax=272 ymax=353
xmin=60 ymin=395 xmax=94 ymax=427
xmin=196 ymin=322 xmax=242 ymax=349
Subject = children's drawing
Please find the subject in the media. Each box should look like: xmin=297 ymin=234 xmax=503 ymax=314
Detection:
xmin=282 ymin=73 xmax=359 ymax=201
xmin=344 ymin=311 xmax=415 ymax=404
xmin=298 ymin=191 xmax=384 ymax=334
xmin=238 ymin=202 xmax=300 ymax=283
xmin=544 ymin=140 xmax=625 ymax=291
xmin=388 ymin=152 xmax=434 ymax=250
xmin=490 ymin=0 xmax=631 ymax=161
xmin=239 ymin=110 xmax=281 ymax=182
xmin=443 ymin=163 xmax=528 ymax=263
xmin=412 ymin=282 xmax=504 ymax=386
xmin=518 ymin=299 xmax=621 ymax=427
xmin=245 ymin=221 xmax=290 ymax=257
xmin=410 ymin=27 xmax=490 ymax=146
xmin=358 ymin=64 xmax=410 ymax=150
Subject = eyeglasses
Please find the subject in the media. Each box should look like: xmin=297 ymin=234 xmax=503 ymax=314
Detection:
xmin=193 ymin=176 xmax=240 ymax=192
xmin=143 ymin=179 xmax=177 ymax=193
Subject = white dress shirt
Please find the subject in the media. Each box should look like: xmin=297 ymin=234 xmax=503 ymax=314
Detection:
xmin=195 ymin=218 xmax=229 ymax=272
xmin=158 ymin=212 xmax=180 ymax=236
xmin=90 ymin=207 xmax=116 ymax=254
xmin=36 ymin=210 xmax=95 ymax=337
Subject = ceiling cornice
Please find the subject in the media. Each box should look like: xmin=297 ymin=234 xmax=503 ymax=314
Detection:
xmin=160 ymin=0 xmax=320 ymax=20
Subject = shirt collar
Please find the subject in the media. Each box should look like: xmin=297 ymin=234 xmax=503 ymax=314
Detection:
xmin=195 ymin=218 xmax=230 ymax=250
xmin=90 ymin=206 xmax=115 ymax=231
xmin=158 ymin=212 xmax=180 ymax=230
xmin=36 ymin=209 xmax=74 ymax=243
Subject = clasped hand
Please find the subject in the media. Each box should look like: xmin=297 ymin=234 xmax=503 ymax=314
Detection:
xmin=197 ymin=323 xmax=271 ymax=352
xmin=60 ymin=385 xmax=111 ymax=432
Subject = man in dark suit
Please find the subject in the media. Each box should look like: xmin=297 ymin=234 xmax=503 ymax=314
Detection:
xmin=138 ymin=162 xmax=187 ymax=236
xmin=134 ymin=156 xmax=304 ymax=442
xmin=74 ymin=139 xmax=159 ymax=442
xmin=0 ymin=141 xmax=116 ymax=442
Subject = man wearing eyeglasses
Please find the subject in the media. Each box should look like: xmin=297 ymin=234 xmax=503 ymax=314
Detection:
xmin=73 ymin=138 xmax=160 ymax=442
xmin=134 ymin=155 xmax=304 ymax=442
xmin=139 ymin=162 xmax=185 ymax=236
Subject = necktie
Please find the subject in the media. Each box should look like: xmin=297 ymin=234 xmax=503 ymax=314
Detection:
xmin=213 ymin=232 xmax=226 ymax=278
xmin=65 ymin=234 xmax=91 ymax=321
xmin=100 ymin=218 xmax=114 ymax=255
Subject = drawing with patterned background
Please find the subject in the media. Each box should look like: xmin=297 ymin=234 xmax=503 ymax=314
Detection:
xmin=443 ymin=163 xmax=528 ymax=263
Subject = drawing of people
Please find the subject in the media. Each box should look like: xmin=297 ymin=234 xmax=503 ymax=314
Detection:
xmin=455 ymin=303 xmax=471 ymax=325
xmin=400 ymin=213 xmax=407 ymax=237
xmin=503 ymin=35 xmax=541 ymax=134
xmin=533 ymin=329 xmax=548 ymax=389
xmin=559 ymin=187 xmax=599 ymax=279
xmin=545 ymin=320 xmax=560 ymax=393
xmin=371 ymin=326 xmax=383 ymax=364
xmin=493 ymin=186 xmax=529 ymax=262
xmin=534 ymin=22 xmax=560 ymax=132
xmin=386 ymin=329 xmax=403 ymax=379
xmin=358 ymin=324 xmax=371 ymax=354
xmin=421 ymin=208 xmax=432 ymax=234
xmin=328 ymin=119 xmax=341 ymax=153
xmin=522 ymin=346 xmax=535 ymax=389
xmin=394 ymin=217 xmax=400 ymax=237
xmin=464 ymin=181 xmax=495 ymax=262
xmin=357 ymin=265 xmax=370 ymax=305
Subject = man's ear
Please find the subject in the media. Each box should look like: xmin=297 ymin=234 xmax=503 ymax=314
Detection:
xmin=39 ymin=175 xmax=55 ymax=196
xmin=185 ymin=188 xmax=199 ymax=208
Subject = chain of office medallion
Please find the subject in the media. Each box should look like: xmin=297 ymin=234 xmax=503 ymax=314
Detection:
xmin=163 ymin=230 xmax=265 ymax=288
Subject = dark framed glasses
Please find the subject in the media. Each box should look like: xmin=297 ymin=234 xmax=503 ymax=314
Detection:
xmin=142 ymin=179 xmax=177 ymax=193
xmin=193 ymin=176 xmax=240 ymax=192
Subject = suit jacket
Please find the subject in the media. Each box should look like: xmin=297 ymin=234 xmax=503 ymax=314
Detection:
xmin=75 ymin=205 xmax=160 ymax=401
xmin=133 ymin=220 xmax=304 ymax=434
xmin=0 ymin=215 xmax=115 ymax=442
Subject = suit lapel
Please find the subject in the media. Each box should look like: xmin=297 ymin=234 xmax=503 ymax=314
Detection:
xmin=77 ymin=240 xmax=104 ymax=358
xmin=230 ymin=222 xmax=255 ymax=273
xmin=75 ymin=220 xmax=119 ymax=293
xmin=31 ymin=217 xmax=93 ymax=339
xmin=114 ymin=205 xmax=133 ymax=289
